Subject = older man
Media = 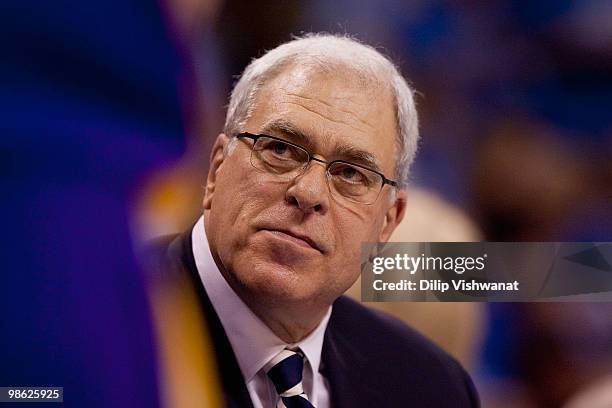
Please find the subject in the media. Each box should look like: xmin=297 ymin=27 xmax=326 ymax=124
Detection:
xmin=155 ymin=34 xmax=478 ymax=407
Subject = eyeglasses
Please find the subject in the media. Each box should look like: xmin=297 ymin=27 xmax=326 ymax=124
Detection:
xmin=235 ymin=132 xmax=398 ymax=205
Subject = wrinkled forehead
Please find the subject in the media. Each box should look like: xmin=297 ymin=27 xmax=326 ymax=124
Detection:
xmin=263 ymin=62 xmax=393 ymax=114
xmin=247 ymin=64 xmax=399 ymax=174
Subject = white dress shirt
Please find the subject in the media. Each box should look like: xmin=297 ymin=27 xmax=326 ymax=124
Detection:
xmin=192 ymin=216 xmax=332 ymax=408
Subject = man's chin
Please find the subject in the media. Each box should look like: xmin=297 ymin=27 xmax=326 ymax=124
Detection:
xmin=233 ymin=258 xmax=324 ymax=304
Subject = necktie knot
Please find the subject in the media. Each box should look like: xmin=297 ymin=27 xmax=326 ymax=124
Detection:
xmin=265 ymin=348 xmax=315 ymax=408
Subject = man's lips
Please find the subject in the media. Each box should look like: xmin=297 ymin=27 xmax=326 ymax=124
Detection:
xmin=259 ymin=228 xmax=324 ymax=253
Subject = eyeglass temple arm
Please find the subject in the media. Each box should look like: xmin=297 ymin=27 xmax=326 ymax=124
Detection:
xmin=384 ymin=179 xmax=398 ymax=187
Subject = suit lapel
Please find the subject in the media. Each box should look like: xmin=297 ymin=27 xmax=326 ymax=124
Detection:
xmin=174 ymin=231 xmax=255 ymax=408
xmin=321 ymin=301 xmax=383 ymax=408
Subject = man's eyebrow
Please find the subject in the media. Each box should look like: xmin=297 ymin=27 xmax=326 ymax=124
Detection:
xmin=334 ymin=144 xmax=383 ymax=173
xmin=260 ymin=119 xmax=312 ymax=147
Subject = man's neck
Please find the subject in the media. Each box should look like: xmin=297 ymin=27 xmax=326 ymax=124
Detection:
xmin=211 ymin=258 xmax=328 ymax=343
xmin=238 ymin=291 xmax=329 ymax=343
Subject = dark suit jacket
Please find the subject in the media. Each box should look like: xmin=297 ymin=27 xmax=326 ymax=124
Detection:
xmin=151 ymin=230 xmax=480 ymax=408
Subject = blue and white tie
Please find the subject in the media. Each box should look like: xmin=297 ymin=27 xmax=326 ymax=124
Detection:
xmin=265 ymin=348 xmax=316 ymax=408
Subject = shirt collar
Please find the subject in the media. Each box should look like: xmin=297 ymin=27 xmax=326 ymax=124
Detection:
xmin=191 ymin=215 xmax=331 ymax=382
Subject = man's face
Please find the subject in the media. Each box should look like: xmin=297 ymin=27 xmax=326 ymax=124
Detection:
xmin=204 ymin=66 xmax=406 ymax=309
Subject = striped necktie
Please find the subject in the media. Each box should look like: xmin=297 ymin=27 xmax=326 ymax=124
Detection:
xmin=264 ymin=348 xmax=316 ymax=408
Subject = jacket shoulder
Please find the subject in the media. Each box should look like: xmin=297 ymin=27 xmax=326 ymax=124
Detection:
xmin=141 ymin=232 xmax=194 ymax=282
xmin=329 ymin=295 xmax=479 ymax=407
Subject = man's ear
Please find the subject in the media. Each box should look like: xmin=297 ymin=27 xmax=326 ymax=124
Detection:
xmin=203 ymin=133 xmax=231 ymax=210
xmin=378 ymin=189 xmax=407 ymax=242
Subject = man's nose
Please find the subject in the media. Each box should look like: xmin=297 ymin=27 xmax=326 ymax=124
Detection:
xmin=285 ymin=161 xmax=330 ymax=215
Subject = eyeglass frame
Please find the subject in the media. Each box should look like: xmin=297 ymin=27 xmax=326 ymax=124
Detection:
xmin=234 ymin=132 xmax=399 ymax=204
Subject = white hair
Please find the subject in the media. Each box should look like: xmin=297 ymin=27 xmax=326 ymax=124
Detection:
xmin=223 ymin=33 xmax=419 ymax=188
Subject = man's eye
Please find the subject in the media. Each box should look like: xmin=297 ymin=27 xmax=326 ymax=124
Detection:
xmin=341 ymin=167 xmax=358 ymax=179
xmin=270 ymin=142 xmax=289 ymax=155
xmin=334 ymin=165 xmax=365 ymax=183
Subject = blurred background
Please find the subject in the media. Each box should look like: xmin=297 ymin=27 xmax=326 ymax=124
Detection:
xmin=2 ymin=0 xmax=611 ymax=407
